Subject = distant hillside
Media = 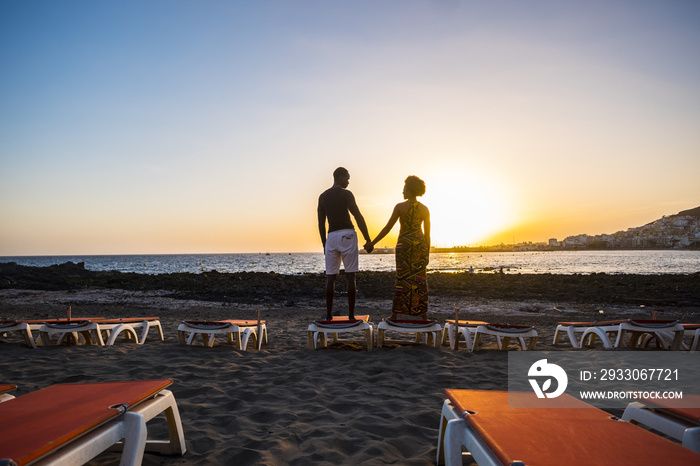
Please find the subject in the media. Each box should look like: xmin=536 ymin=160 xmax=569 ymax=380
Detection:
xmin=674 ymin=206 xmax=700 ymax=218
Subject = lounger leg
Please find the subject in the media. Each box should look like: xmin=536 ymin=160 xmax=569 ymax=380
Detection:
xmin=154 ymin=321 xmax=165 ymax=341
xmin=240 ymin=329 xmax=253 ymax=351
xmin=567 ymin=327 xmax=582 ymax=348
xmin=120 ymin=412 xmax=148 ymax=466
xmin=683 ymin=427 xmax=700 ymax=454
xmin=436 ymin=400 xmax=461 ymax=465
xmin=378 ymin=329 xmax=385 ymax=348
xmin=106 ymin=324 xmax=138 ymax=346
xmin=690 ymin=331 xmax=700 ymax=352
xmin=527 ymin=336 xmax=538 ymax=350
xmin=443 ymin=418 xmax=468 ymax=466
xmin=307 ymin=330 xmax=315 ymax=349
xmin=670 ymin=330 xmax=684 ymax=351
xmin=132 ymin=390 xmax=187 ymax=456
xmin=471 ymin=333 xmax=481 ymax=352
xmin=552 ymin=326 xmax=562 ymax=345
xmin=614 ymin=329 xmax=627 ymax=348
xmin=448 ymin=327 xmax=457 ymax=350
xmin=500 ymin=336 xmax=510 ymax=350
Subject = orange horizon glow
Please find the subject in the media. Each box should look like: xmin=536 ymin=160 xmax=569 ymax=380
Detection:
xmin=1 ymin=3 xmax=698 ymax=256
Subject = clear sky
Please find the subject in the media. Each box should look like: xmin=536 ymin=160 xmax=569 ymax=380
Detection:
xmin=1 ymin=0 xmax=698 ymax=255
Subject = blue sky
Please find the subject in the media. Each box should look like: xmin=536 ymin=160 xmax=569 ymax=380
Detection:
xmin=1 ymin=1 xmax=699 ymax=254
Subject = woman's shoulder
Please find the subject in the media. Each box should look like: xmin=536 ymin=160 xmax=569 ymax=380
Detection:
xmin=395 ymin=200 xmax=411 ymax=212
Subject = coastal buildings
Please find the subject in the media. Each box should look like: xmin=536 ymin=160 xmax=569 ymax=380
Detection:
xmin=554 ymin=210 xmax=700 ymax=250
xmin=448 ymin=206 xmax=700 ymax=252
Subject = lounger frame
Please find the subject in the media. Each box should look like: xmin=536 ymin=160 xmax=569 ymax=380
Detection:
xmin=376 ymin=320 xmax=442 ymax=348
xmin=307 ymin=320 xmax=374 ymax=350
xmin=0 ymin=380 xmax=186 ymax=465
xmin=622 ymin=400 xmax=700 ymax=453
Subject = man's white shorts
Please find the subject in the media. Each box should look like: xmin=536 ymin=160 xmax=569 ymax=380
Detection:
xmin=325 ymin=229 xmax=359 ymax=275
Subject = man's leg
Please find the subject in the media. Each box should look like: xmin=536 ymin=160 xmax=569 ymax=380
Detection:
xmin=346 ymin=272 xmax=356 ymax=320
xmin=325 ymin=274 xmax=336 ymax=320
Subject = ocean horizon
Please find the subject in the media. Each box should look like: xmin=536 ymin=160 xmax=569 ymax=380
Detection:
xmin=2 ymin=250 xmax=699 ymax=276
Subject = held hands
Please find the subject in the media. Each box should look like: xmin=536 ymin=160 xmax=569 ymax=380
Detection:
xmin=364 ymin=241 xmax=374 ymax=254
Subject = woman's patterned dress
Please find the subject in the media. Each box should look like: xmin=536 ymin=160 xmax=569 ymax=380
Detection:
xmin=392 ymin=201 xmax=429 ymax=316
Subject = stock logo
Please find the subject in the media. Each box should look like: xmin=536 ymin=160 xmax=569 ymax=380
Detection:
xmin=528 ymin=359 xmax=568 ymax=398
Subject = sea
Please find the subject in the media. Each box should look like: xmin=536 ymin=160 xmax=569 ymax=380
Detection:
xmin=1 ymin=250 xmax=699 ymax=276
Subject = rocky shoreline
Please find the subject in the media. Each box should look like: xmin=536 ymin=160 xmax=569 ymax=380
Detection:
xmin=1 ymin=261 xmax=698 ymax=311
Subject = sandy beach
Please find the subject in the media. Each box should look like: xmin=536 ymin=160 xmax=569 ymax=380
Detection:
xmin=1 ymin=265 xmax=699 ymax=465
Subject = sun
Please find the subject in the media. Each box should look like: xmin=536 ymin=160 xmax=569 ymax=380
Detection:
xmin=421 ymin=170 xmax=515 ymax=247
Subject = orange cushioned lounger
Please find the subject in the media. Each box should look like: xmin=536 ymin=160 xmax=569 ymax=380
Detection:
xmin=440 ymin=389 xmax=700 ymax=465
xmin=308 ymin=315 xmax=373 ymax=350
xmin=0 ymin=383 xmax=17 ymax=402
xmin=0 ymin=379 xmax=177 ymax=465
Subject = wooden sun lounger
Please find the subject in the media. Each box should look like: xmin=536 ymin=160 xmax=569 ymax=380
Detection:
xmin=177 ymin=320 xmax=266 ymax=350
xmin=436 ymin=389 xmax=700 ymax=465
xmin=622 ymin=395 xmax=700 ymax=453
xmin=307 ymin=315 xmax=373 ymax=350
xmin=376 ymin=319 xmax=442 ymax=348
xmin=0 ymin=379 xmax=186 ymax=465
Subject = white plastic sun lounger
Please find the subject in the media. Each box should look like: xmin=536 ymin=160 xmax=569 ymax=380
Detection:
xmin=552 ymin=320 xmax=627 ymax=348
xmin=376 ymin=319 xmax=442 ymax=348
xmin=644 ymin=323 xmax=700 ymax=352
xmin=436 ymin=389 xmax=700 ymax=466
xmin=307 ymin=315 xmax=373 ymax=350
xmin=442 ymin=320 xmax=488 ymax=351
xmin=93 ymin=317 xmax=164 ymax=345
xmin=177 ymin=320 xmax=263 ymax=350
xmin=0 ymin=321 xmax=37 ymax=349
xmin=471 ymin=324 xmax=538 ymax=351
xmin=0 ymin=379 xmax=186 ymax=465
xmin=38 ymin=320 xmax=105 ymax=346
xmin=580 ymin=319 xmax=685 ymax=350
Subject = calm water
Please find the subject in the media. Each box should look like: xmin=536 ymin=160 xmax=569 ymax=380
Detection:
xmin=2 ymin=250 xmax=699 ymax=275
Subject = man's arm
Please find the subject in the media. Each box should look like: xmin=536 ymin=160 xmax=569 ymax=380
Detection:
xmin=317 ymin=196 xmax=327 ymax=250
xmin=346 ymin=192 xmax=371 ymax=244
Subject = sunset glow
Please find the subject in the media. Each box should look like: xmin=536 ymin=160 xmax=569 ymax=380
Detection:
xmin=1 ymin=1 xmax=698 ymax=255
xmin=422 ymin=169 xmax=516 ymax=248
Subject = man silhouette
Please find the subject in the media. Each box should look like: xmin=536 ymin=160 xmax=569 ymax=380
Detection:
xmin=317 ymin=167 xmax=373 ymax=320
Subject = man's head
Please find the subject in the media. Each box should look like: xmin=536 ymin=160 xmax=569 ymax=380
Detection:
xmin=333 ymin=167 xmax=350 ymax=188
